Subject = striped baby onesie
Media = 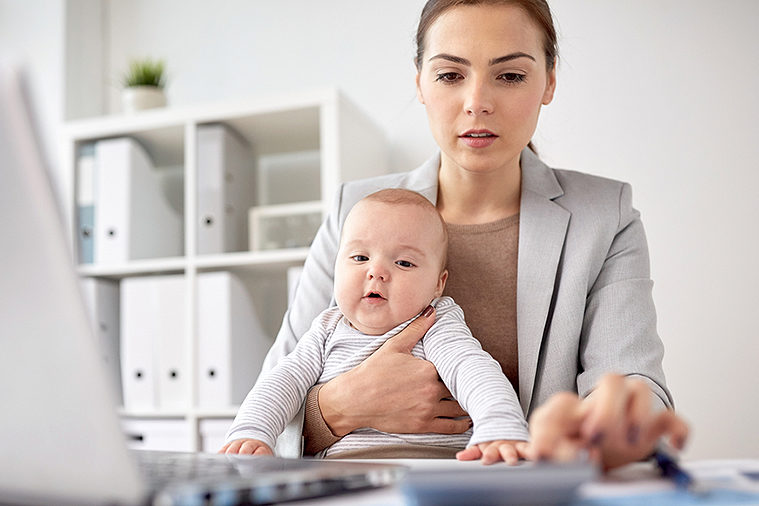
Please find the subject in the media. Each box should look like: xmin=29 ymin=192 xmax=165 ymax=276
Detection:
xmin=226 ymin=296 xmax=528 ymax=457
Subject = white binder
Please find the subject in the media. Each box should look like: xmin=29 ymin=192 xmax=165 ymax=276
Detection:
xmin=196 ymin=124 xmax=256 ymax=254
xmin=94 ymin=137 xmax=182 ymax=264
xmin=80 ymin=277 xmax=122 ymax=405
xmin=121 ymin=276 xmax=160 ymax=411
xmin=121 ymin=274 xmax=186 ymax=411
xmin=154 ymin=276 xmax=187 ymax=411
xmin=197 ymin=272 xmax=270 ymax=409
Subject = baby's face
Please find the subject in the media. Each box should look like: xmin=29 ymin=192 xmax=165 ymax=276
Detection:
xmin=334 ymin=200 xmax=447 ymax=335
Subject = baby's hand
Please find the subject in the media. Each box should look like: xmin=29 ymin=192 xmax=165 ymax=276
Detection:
xmin=219 ymin=438 xmax=273 ymax=456
xmin=456 ymin=440 xmax=527 ymax=465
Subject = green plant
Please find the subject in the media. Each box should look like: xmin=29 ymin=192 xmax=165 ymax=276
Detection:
xmin=121 ymin=58 xmax=166 ymax=88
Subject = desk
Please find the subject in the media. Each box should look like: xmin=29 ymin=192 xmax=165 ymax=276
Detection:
xmin=289 ymin=459 xmax=759 ymax=505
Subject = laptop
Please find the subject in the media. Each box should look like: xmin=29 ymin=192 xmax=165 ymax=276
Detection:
xmin=0 ymin=62 xmax=403 ymax=505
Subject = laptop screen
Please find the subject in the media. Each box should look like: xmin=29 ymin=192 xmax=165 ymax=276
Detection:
xmin=0 ymin=62 xmax=146 ymax=505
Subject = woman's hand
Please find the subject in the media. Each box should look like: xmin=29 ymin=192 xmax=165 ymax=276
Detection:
xmin=317 ymin=306 xmax=470 ymax=436
xmin=527 ymin=374 xmax=690 ymax=470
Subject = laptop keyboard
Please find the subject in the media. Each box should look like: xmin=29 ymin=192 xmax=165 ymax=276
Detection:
xmin=133 ymin=450 xmax=325 ymax=487
xmin=132 ymin=450 xmax=403 ymax=505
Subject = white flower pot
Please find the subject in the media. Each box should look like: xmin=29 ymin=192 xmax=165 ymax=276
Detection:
xmin=121 ymin=86 xmax=167 ymax=113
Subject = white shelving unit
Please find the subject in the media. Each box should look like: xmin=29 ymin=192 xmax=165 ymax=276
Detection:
xmin=63 ymin=88 xmax=387 ymax=451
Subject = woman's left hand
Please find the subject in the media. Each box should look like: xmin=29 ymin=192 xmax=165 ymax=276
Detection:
xmin=526 ymin=374 xmax=690 ymax=470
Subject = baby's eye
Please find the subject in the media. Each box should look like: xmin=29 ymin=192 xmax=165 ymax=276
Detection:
xmin=351 ymin=255 xmax=369 ymax=262
xmin=395 ymin=260 xmax=415 ymax=268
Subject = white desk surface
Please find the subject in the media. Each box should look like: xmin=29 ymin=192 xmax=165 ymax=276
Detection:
xmin=290 ymin=458 xmax=759 ymax=505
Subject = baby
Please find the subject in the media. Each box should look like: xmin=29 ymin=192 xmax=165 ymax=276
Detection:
xmin=222 ymin=188 xmax=528 ymax=462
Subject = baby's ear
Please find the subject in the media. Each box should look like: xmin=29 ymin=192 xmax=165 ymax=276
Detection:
xmin=435 ymin=269 xmax=449 ymax=296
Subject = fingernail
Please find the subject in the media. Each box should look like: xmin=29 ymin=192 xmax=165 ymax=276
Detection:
xmin=422 ymin=305 xmax=434 ymax=317
xmin=628 ymin=426 xmax=640 ymax=444
xmin=589 ymin=431 xmax=605 ymax=446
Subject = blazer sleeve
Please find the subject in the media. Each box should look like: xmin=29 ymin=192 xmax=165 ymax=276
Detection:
xmin=578 ymin=182 xmax=673 ymax=410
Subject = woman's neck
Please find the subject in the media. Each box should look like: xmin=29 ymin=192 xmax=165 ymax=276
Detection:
xmin=436 ymin=154 xmax=522 ymax=225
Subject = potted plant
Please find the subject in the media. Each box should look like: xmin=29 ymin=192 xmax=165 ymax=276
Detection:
xmin=120 ymin=58 xmax=167 ymax=113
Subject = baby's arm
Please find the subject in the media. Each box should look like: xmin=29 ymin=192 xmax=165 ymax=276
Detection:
xmin=423 ymin=298 xmax=529 ymax=462
xmin=223 ymin=309 xmax=338 ymax=453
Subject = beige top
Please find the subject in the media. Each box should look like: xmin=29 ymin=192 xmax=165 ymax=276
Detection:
xmin=303 ymin=214 xmax=520 ymax=457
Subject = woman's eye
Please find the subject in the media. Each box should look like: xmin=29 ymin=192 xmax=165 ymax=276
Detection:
xmin=498 ymin=73 xmax=526 ymax=84
xmin=351 ymin=255 xmax=369 ymax=262
xmin=395 ymin=260 xmax=414 ymax=268
xmin=435 ymin=72 xmax=463 ymax=84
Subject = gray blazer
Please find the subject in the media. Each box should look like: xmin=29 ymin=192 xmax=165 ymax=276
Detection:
xmin=263 ymin=148 xmax=673 ymax=456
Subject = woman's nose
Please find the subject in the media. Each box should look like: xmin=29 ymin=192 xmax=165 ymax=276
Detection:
xmin=464 ymin=77 xmax=494 ymax=116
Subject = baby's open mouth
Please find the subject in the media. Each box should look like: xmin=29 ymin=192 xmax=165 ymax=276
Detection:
xmin=364 ymin=291 xmax=385 ymax=299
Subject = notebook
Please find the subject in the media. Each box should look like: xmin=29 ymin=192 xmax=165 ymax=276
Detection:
xmin=0 ymin=62 xmax=403 ymax=505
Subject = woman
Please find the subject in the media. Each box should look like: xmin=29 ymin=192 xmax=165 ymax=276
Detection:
xmin=244 ymin=0 xmax=689 ymax=469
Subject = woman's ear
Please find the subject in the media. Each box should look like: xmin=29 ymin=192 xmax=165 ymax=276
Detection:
xmin=435 ymin=269 xmax=448 ymax=297
xmin=416 ymin=70 xmax=425 ymax=105
xmin=542 ymin=61 xmax=557 ymax=105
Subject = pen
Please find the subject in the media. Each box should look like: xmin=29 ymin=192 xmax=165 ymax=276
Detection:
xmin=652 ymin=444 xmax=694 ymax=491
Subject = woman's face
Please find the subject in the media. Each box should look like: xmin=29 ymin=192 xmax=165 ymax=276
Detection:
xmin=416 ymin=3 xmax=556 ymax=176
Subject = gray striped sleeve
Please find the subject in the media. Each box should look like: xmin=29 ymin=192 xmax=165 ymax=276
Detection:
xmin=225 ymin=307 xmax=342 ymax=450
xmin=423 ymin=297 xmax=529 ymax=445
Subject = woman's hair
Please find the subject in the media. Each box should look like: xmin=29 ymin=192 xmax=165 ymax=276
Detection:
xmin=414 ymin=0 xmax=558 ymax=72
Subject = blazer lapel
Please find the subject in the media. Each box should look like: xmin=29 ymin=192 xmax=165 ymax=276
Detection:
xmin=406 ymin=151 xmax=569 ymax=415
xmin=517 ymin=149 xmax=569 ymax=415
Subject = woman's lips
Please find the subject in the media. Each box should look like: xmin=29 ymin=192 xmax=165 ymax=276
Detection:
xmin=459 ymin=129 xmax=498 ymax=148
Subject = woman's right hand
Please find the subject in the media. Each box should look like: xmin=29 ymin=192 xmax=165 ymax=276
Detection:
xmin=317 ymin=306 xmax=471 ymax=436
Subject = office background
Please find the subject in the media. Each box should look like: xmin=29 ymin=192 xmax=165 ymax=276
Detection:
xmin=1 ymin=0 xmax=757 ymax=460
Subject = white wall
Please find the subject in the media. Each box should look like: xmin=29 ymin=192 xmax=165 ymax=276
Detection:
xmin=4 ymin=0 xmax=757 ymax=460
xmin=542 ymin=2 xmax=759 ymax=460
xmin=0 ymin=0 xmax=65 ymax=192
xmin=106 ymin=0 xmax=435 ymax=171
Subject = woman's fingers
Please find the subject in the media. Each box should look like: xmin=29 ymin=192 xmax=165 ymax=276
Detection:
xmin=580 ymin=374 xmax=628 ymax=443
xmin=529 ymin=391 xmax=585 ymax=461
xmin=380 ymin=305 xmax=436 ymax=354
xmin=643 ymin=409 xmax=690 ymax=451
xmin=625 ymin=378 xmax=652 ymax=445
xmin=438 ymin=399 xmax=468 ymax=418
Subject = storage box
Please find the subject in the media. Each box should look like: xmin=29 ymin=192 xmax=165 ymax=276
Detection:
xmin=249 ymin=201 xmax=323 ymax=251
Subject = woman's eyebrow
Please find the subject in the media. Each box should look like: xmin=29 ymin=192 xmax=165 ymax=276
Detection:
xmin=428 ymin=52 xmax=536 ymax=66
xmin=489 ymin=52 xmax=536 ymax=65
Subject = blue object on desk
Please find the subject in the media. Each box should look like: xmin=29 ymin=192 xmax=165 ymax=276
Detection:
xmin=573 ymin=488 xmax=759 ymax=505
xmin=654 ymin=448 xmax=694 ymax=490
